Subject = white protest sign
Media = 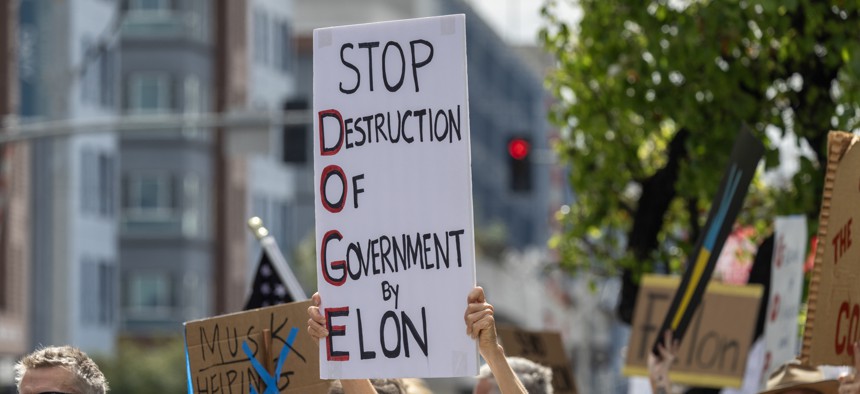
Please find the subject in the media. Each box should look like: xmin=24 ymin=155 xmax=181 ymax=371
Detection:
xmin=762 ymin=216 xmax=807 ymax=380
xmin=312 ymin=15 xmax=478 ymax=379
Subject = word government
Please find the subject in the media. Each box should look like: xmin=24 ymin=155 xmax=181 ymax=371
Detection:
xmin=318 ymin=105 xmax=463 ymax=154
xmin=321 ymin=229 xmax=466 ymax=286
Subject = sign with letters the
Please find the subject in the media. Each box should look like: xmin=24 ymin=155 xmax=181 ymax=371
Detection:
xmin=762 ymin=216 xmax=806 ymax=378
xmin=624 ymin=275 xmax=763 ymax=388
xmin=184 ymin=301 xmax=329 ymax=394
xmin=802 ymin=131 xmax=860 ymax=366
xmin=312 ymin=15 xmax=478 ymax=379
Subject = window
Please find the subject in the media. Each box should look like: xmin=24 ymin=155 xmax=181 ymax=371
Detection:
xmin=100 ymin=46 xmax=117 ymax=108
xmin=128 ymin=74 xmax=171 ymax=114
xmin=121 ymin=172 xmax=207 ymax=237
xmin=253 ymin=10 xmax=293 ymax=73
xmin=81 ymin=258 xmax=117 ymax=326
xmin=80 ymin=37 xmax=99 ymax=103
xmin=181 ymin=173 xmax=205 ymax=237
xmin=123 ymin=173 xmax=175 ymax=216
xmin=253 ymin=10 xmax=267 ymax=64
xmin=181 ymin=75 xmax=203 ymax=138
xmin=129 ymin=0 xmax=169 ymax=12
xmin=81 ymin=149 xmax=116 ymax=218
xmin=126 ymin=272 xmax=173 ymax=318
xmin=278 ymin=20 xmax=293 ymax=72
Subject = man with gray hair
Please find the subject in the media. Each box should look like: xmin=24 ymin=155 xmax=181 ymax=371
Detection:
xmin=14 ymin=345 xmax=108 ymax=394
xmin=473 ymin=356 xmax=554 ymax=394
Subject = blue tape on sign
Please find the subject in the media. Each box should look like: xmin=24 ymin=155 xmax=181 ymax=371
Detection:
xmin=242 ymin=327 xmax=300 ymax=394
xmin=184 ymin=327 xmax=194 ymax=394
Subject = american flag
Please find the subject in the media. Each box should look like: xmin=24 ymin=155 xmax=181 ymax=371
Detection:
xmin=244 ymin=250 xmax=295 ymax=310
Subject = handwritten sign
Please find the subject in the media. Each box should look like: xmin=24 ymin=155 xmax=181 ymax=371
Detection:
xmin=802 ymin=131 xmax=860 ymax=366
xmin=624 ymin=275 xmax=763 ymax=388
xmin=312 ymin=15 xmax=478 ymax=379
xmin=496 ymin=326 xmax=578 ymax=394
xmin=762 ymin=216 xmax=806 ymax=379
xmin=185 ymin=301 xmax=329 ymax=393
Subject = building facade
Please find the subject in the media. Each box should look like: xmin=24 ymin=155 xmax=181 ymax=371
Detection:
xmin=24 ymin=0 xmax=121 ymax=355
xmin=118 ymin=0 xmax=305 ymax=326
xmin=117 ymin=0 xmax=215 ymax=334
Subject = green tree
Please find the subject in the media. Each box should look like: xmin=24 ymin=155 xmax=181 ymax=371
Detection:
xmin=94 ymin=337 xmax=187 ymax=394
xmin=540 ymin=0 xmax=860 ymax=322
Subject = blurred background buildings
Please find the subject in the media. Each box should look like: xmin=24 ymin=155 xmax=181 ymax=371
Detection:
xmin=0 ymin=0 xmax=626 ymax=392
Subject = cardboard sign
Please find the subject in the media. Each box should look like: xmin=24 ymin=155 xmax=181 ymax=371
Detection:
xmin=185 ymin=301 xmax=329 ymax=394
xmin=625 ymin=275 xmax=763 ymax=388
xmin=762 ymin=216 xmax=807 ymax=379
xmin=802 ymin=131 xmax=860 ymax=366
xmin=496 ymin=327 xmax=578 ymax=394
xmin=312 ymin=15 xmax=478 ymax=379
xmin=655 ymin=128 xmax=763 ymax=354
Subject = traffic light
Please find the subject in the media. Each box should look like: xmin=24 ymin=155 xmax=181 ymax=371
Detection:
xmin=283 ymin=98 xmax=308 ymax=164
xmin=507 ymin=136 xmax=532 ymax=192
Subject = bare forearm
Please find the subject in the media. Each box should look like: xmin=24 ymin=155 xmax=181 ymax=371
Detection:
xmin=481 ymin=344 xmax=527 ymax=394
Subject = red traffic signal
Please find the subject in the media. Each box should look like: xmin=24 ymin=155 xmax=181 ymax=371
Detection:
xmin=507 ymin=136 xmax=532 ymax=192
xmin=508 ymin=138 xmax=530 ymax=160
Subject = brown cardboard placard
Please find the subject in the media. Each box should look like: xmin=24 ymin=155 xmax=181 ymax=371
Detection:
xmin=624 ymin=275 xmax=763 ymax=388
xmin=802 ymin=131 xmax=860 ymax=366
xmin=185 ymin=301 xmax=329 ymax=393
xmin=496 ymin=326 xmax=578 ymax=394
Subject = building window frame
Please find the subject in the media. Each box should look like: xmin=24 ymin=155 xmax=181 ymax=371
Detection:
xmin=128 ymin=73 xmax=172 ymax=114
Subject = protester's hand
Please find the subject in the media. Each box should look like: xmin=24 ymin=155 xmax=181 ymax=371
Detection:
xmin=307 ymin=292 xmax=328 ymax=341
xmin=839 ymin=342 xmax=860 ymax=394
xmin=464 ymin=286 xmax=498 ymax=356
xmin=648 ymin=329 xmax=679 ymax=394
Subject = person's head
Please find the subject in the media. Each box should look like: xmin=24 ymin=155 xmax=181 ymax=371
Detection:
xmin=14 ymin=345 xmax=108 ymax=394
xmin=328 ymin=378 xmax=407 ymax=394
xmin=758 ymin=360 xmax=837 ymax=394
xmin=473 ymin=356 xmax=553 ymax=394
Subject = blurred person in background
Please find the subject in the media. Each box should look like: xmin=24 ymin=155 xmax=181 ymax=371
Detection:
xmin=473 ymin=356 xmax=553 ymax=394
xmin=14 ymin=345 xmax=109 ymax=394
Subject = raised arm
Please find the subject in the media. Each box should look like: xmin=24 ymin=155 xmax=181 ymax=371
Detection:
xmin=647 ymin=329 xmax=679 ymax=394
xmin=464 ymin=286 xmax=527 ymax=394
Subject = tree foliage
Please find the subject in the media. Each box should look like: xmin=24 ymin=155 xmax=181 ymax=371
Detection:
xmin=540 ymin=0 xmax=860 ymax=285
xmin=94 ymin=337 xmax=187 ymax=394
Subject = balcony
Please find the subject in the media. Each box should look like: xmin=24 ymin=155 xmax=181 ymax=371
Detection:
xmin=120 ymin=9 xmax=210 ymax=43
